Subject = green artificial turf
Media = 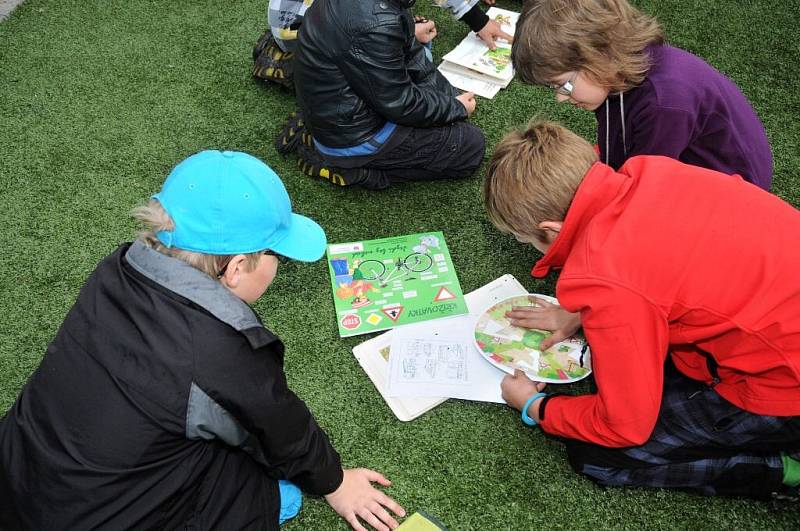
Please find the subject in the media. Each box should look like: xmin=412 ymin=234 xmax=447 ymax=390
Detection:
xmin=1 ymin=0 xmax=799 ymax=529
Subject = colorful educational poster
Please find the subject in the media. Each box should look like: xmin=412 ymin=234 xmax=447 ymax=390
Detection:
xmin=327 ymin=232 xmax=468 ymax=337
xmin=474 ymin=295 xmax=593 ymax=383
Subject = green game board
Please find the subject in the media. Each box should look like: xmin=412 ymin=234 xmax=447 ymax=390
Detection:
xmin=326 ymin=232 xmax=468 ymax=337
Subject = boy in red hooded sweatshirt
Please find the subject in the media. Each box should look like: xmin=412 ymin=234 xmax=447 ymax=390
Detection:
xmin=484 ymin=120 xmax=800 ymax=502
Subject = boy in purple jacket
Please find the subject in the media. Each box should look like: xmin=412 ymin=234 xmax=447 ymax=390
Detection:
xmin=511 ymin=0 xmax=773 ymax=191
xmin=505 ymin=0 xmax=774 ymax=346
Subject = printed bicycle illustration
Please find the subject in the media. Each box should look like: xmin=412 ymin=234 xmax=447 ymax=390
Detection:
xmin=327 ymin=232 xmax=467 ymax=335
xmin=355 ymin=253 xmax=433 ymax=287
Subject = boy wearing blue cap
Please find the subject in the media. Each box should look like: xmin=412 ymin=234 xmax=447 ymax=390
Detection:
xmin=0 ymin=151 xmax=405 ymax=530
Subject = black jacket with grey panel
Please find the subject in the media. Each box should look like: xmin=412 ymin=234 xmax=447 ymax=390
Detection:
xmin=294 ymin=0 xmax=467 ymax=148
xmin=0 ymin=241 xmax=342 ymax=530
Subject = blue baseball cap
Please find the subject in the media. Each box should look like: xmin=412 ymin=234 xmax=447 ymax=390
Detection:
xmin=152 ymin=150 xmax=326 ymax=261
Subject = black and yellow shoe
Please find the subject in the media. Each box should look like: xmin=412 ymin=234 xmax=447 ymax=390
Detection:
xmin=296 ymin=157 xmax=349 ymax=186
xmin=252 ymin=31 xmax=294 ymax=89
xmin=296 ymin=142 xmax=350 ymax=186
xmin=275 ymin=112 xmax=305 ymax=155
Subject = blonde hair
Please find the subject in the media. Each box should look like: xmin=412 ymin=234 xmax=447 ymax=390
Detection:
xmin=131 ymin=200 xmax=261 ymax=279
xmin=484 ymin=120 xmax=598 ymax=242
xmin=512 ymin=0 xmax=665 ymax=92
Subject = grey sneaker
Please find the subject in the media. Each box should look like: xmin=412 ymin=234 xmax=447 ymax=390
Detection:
xmin=770 ymin=486 xmax=800 ymax=510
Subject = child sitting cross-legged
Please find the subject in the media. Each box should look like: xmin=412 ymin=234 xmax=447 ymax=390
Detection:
xmin=0 ymin=151 xmax=405 ymax=530
xmin=484 ymin=120 xmax=800 ymax=502
xmin=280 ymin=0 xmax=486 ymax=190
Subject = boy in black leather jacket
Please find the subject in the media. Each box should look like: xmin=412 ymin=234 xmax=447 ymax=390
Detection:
xmin=287 ymin=0 xmax=486 ymax=190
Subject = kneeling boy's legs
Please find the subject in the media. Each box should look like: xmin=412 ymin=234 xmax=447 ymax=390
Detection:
xmin=363 ymin=122 xmax=486 ymax=185
xmin=292 ymin=121 xmax=485 ymax=190
xmin=564 ymin=363 xmax=800 ymax=499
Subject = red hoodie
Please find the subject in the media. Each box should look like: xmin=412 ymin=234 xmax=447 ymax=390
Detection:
xmin=533 ymin=156 xmax=800 ymax=448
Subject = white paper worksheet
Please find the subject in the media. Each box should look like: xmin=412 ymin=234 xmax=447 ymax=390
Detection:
xmin=386 ymin=315 xmax=505 ymax=403
xmin=352 ymin=274 xmax=528 ymax=421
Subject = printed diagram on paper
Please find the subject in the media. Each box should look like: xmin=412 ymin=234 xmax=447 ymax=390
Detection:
xmin=396 ymin=339 xmax=468 ymax=384
xmin=327 ymin=232 xmax=467 ymax=337
xmin=352 ymin=275 xmax=530 ymax=419
xmin=386 ymin=314 xmax=506 ymax=401
xmin=474 ymin=295 xmax=593 ymax=383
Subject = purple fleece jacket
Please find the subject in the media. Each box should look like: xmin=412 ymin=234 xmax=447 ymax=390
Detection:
xmin=596 ymin=45 xmax=773 ymax=190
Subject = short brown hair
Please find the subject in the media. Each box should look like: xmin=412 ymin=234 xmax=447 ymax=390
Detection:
xmin=484 ymin=120 xmax=598 ymax=242
xmin=512 ymin=0 xmax=665 ymax=92
xmin=131 ymin=200 xmax=261 ymax=279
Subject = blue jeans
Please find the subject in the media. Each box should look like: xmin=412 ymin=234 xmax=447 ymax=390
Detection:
xmin=422 ymin=41 xmax=433 ymax=62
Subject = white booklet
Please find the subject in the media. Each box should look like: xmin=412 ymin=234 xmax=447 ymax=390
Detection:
xmin=438 ymin=7 xmax=519 ymax=99
xmin=438 ymin=61 xmax=503 ymax=99
xmin=351 ymin=274 xmax=528 ymax=421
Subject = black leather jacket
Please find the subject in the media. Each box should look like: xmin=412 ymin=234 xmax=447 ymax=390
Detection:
xmin=295 ymin=0 xmax=467 ymax=148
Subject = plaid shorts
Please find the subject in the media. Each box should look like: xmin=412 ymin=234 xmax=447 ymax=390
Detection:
xmin=564 ymin=361 xmax=800 ymax=499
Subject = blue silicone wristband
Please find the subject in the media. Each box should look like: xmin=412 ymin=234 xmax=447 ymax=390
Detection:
xmin=521 ymin=392 xmax=547 ymax=426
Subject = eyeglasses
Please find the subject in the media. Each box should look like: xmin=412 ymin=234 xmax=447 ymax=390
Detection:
xmin=216 ymin=249 xmax=289 ymax=278
xmin=262 ymin=249 xmax=289 ymax=264
xmin=548 ymin=72 xmax=577 ymax=96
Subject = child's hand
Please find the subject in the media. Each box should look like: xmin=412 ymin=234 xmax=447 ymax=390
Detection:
xmin=501 ymin=369 xmax=547 ymax=415
xmin=505 ymin=296 xmax=581 ymax=349
xmin=456 ymin=91 xmax=477 ymax=116
xmin=476 ymin=19 xmax=513 ymax=51
xmin=325 ymin=468 xmax=406 ymax=531
xmin=414 ymin=19 xmax=437 ymax=44
xmin=482 ymin=0 xmax=497 ymax=5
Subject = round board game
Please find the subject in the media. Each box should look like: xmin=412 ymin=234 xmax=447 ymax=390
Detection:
xmin=473 ymin=294 xmax=592 ymax=383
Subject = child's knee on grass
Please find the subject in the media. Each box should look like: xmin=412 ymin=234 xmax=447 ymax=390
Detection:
xmin=452 ymin=122 xmax=486 ymax=178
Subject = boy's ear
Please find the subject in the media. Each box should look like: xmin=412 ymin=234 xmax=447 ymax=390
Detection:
xmin=538 ymin=221 xmax=564 ymax=234
xmin=220 ymin=254 xmax=248 ymax=288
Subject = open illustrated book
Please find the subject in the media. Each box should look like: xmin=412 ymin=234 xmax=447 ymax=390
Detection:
xmin=438 ymin=7 xmax=519 ymax=99
xmin=352 ymin=274 xmax=528 ymax=421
